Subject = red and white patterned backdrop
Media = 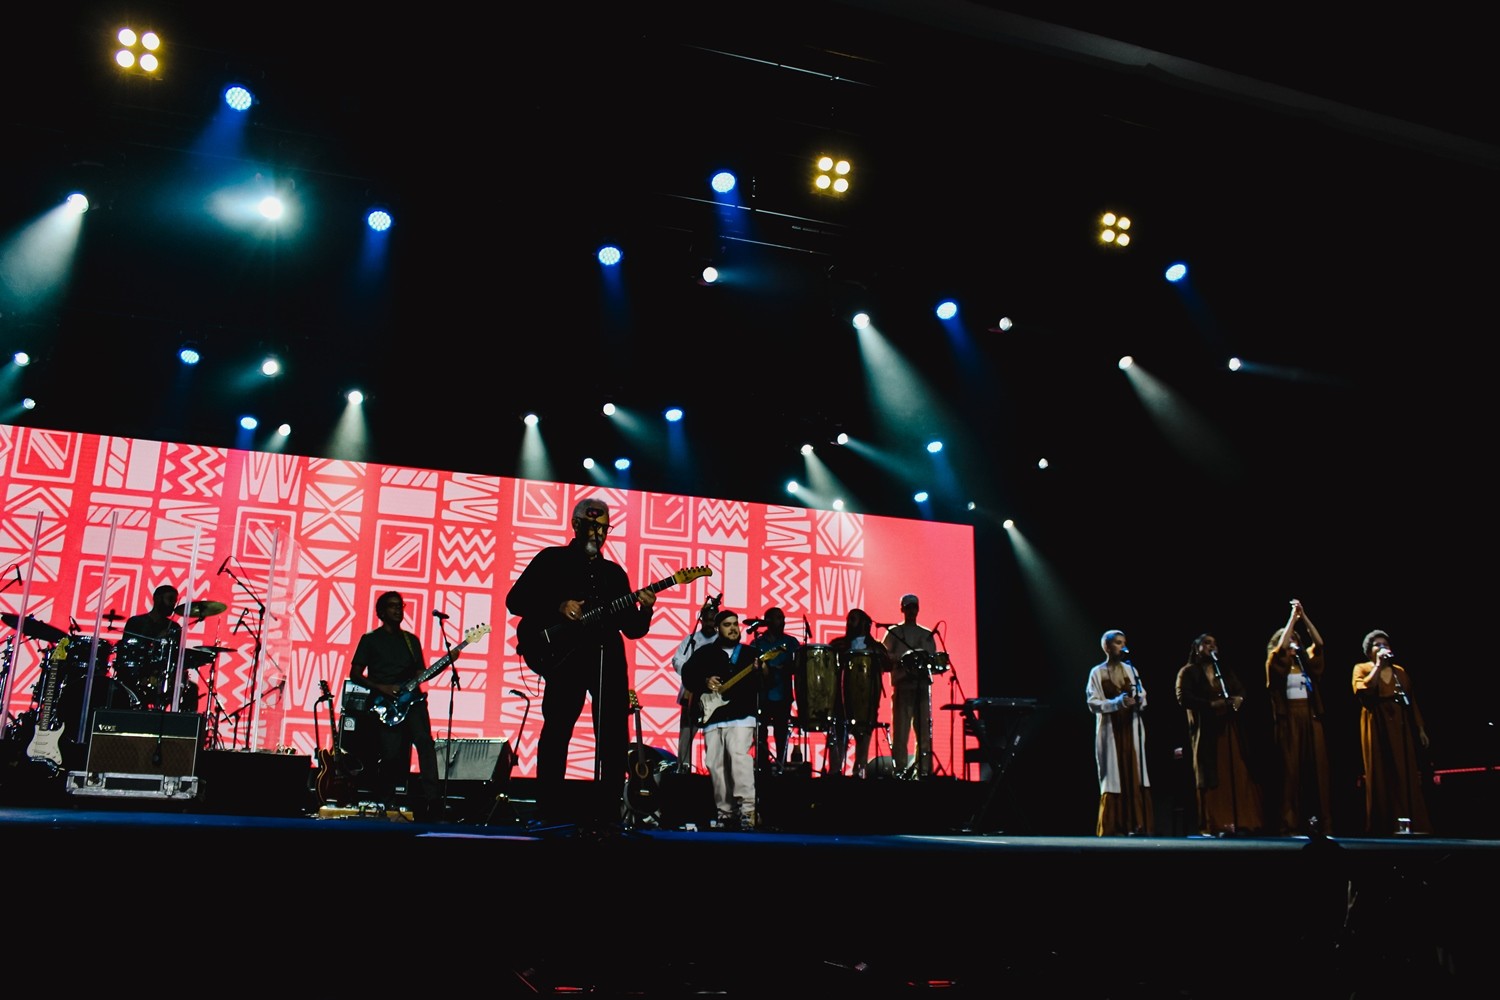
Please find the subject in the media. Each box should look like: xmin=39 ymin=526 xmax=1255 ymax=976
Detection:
xmin=1 ymin=423 xmax=976 ymax=779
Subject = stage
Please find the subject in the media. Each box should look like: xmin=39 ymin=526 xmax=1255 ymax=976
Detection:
xmin=1 ymin=756 xmax=1495 ymax=997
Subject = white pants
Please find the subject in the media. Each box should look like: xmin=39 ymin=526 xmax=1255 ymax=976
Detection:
xmin=704 ymin=722 xmax=756 ymax=822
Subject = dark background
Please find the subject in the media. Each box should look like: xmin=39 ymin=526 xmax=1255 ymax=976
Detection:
xmin=3 ymin=2 xmax=1494 ymax=833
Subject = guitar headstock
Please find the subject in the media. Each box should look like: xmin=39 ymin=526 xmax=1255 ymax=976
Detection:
xmin=674 ymin=566 xmax=713 ymax=586
xmin=318 ymin=678 xmax=332 ymax=698
xmin=628 ymin=688 xmax=641 ymax=712
xmin=464 ymin=623 xmax=492 ymax=644
xmin=50 ymin=638 xmax=70 ymax=662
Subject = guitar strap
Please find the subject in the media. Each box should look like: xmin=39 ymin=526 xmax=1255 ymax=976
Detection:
xmin=403 ymin=632 xmax=423 ymax=677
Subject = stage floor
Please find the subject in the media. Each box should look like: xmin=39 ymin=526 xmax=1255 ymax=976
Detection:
xmin=2 ymin=771 xmax=1496 ymax=997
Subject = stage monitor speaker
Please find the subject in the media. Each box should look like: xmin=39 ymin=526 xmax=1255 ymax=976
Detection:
xmin=85 ymin=710 xmax=203 ymax=777
xmin=435 ymin=738 xmax=512 ymax=783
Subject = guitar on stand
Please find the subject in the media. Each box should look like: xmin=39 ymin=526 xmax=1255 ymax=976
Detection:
xmin=369 ymin=624 xmax=491 ymax=727
xmin=314 ymin=679 xmax=360 ymax=805
xmin=624 ymin=689 xmax=658 ymax=825
xmin=24 ymin=638 xmax=70 ymax=775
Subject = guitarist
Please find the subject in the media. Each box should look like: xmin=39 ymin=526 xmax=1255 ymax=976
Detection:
xmin=348 ymin=591 xmax=442 ymax=821
xmin=505 ymin=498 xmax=657 ymax=826
xmin=681 ymin=609 xmax=759 ymax=831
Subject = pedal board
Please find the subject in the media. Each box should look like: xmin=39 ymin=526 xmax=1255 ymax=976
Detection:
xmin=316 ymin=802 xmax=414 ymax=822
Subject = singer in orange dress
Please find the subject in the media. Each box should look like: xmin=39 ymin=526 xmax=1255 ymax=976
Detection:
xmin=1265 ymin=599 xmax=1333 ymax=835
xmin=1175 ymin=633 xmax=1264 ymax=835
xmin=1352 ymin=630 xmax=1432 ymax=835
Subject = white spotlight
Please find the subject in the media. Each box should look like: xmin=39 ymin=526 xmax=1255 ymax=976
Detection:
xmin=261 ymin=358 xmax=281 ymax=377
xmin=276 ymin=424 xmax=291 ymax=437
xmin=22 ymin=398 xmax=36 ymax=410
xmin=1002 ymin=518 xmax=1015 ymax=530
xmin=346 ymin=389 xmax=364 ymax=405
xmin=583 ymin=457 xmax=596 ymax=470
xmin=664 ymin=407 xmax=683 ymax=422
xmin=913 ymin=491 xmax=929 ymax=503
xmin=614 ymin=457 xmax=631 ymax=470
xmin=852 ymin=312 xmax=870 ymax=330
xmin=602 ymin=403 xmax=616 ymax=416
xmin=523 ymin=413 xmax=539 ymax=426
xmin=240 ymin=416 xmax=258 ymax=430
xmin=1118 ymin=356 xmax=1134 ymax=370
xmin=1228 ymin=357 xmax=1242 ymax=372
xmin=926 ymin=440 xmax=943 ymax=454
xmin=13 ymin=352 xmax=30 ymax=366
xmin=935 ymin=300 xmax=958 ymax=320
xmin=800 ymin=444 xmax=814 ymax=456
xmin=835 ymin=432 xmax=849 ymax=445
xmin=1165 ymin=262 xmax=1188 ymax=282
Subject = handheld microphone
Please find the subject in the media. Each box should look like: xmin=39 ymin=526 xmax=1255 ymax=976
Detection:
xmin=432 ymin=610 xmax=450 ymax=620
xmin=1210 ymin=649 xmax=1219 ymax=663
xmin=509 ymin=689 xmax=529 ymax=699
xmin=1377 ymin=647 xmax=1394 ymax=660
xmin=218 ymin=556 xmax=230 ymax=575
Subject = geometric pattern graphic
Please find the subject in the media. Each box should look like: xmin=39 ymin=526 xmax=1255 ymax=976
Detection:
xmin=1 ymin=424 xmax=976 ymax=780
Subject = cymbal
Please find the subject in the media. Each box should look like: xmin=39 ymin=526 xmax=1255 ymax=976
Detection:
xmin=1 ymin=612 xmax=67 ymax=644
xmin=195 ymin=645 xmax=237 ymax=654
xmin=174 ymin=600 xmax=227 ymax=618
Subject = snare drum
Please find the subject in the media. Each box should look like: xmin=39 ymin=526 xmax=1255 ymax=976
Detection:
xmin=842 ymin=649 xmax=881 ymax=730
xmin=929 ymin=651 xmax=951 ymax=675
xmin=114 ymin=634 xmax=171 ymax=681
xmin=795 ymin=644 xmax=838 ymax=732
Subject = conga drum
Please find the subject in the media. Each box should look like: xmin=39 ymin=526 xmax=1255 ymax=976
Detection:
xmin=842 ymin=649 xmax=880 ymax=731
xmin=795 ymin=644 xmax=838 ymax=732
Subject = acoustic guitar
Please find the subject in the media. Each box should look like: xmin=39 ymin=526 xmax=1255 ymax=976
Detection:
xmin=624 ymin=689 xmax=658 ymax=819
xmin=516 ymin=566 xmax=711 ymax=678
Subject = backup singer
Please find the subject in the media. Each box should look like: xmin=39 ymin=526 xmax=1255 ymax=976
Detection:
xmin=1265 ymin=599 xmax=1332 ymax=835
xmin=1086 ymin=629 xmax=1152 ymax=836
xmin=1352 ymin=630 xmax=1432 ymax=835
xmin=1175 ymin=633 xmax=1264 ymax=835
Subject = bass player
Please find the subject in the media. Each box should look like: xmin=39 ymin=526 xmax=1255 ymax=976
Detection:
xmin=349 ymin=591 xmax=443 ymax=821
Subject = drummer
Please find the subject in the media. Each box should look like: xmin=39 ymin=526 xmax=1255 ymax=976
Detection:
xmin=118 ymin=584 xmax=183 ymax=704
xmin=883 ymin=594 xmax=938 ymax=779
xmin=827 ymin=608 xmax=890 ymax=778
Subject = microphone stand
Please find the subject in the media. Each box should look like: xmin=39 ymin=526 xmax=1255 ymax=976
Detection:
xmin=1387 ymin=656 xmax=1417 ymax=832
xmin=438 ymin=616 xmax=459 ymax=818
xmin=223 ymin=561 xmax=270 ymax=750
xmin=1211 ymin=654 xmax=1240 ymax=834
xmin=1125 ymin=658 xmax=1146 ymax=835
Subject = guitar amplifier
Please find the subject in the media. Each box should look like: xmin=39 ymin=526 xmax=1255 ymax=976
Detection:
xmin=84 ymin=709 xmax=203 ymax=777
xmin=341 ymin=679 xmax=372 ymax=713
xmin=435 ymin=738 xmax=513 ymax=783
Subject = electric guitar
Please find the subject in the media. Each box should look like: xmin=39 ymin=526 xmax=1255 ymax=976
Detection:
xmin=314 ymin=679 xmax=360 ymax=804
xmin=624 ymin=689 xmax=657 ymax=818
xmin=697 ymin=647 xmax=784 ymax=724
xmin=516 ymin=566 xmax=712 ymax=678
xmin=369 ymin=623 xmax=492 ymax=727
xmin=25 ymin=638 xmax=70 ymax=774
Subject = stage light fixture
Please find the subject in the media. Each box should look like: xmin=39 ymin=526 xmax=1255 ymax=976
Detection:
xmin=366 ymin=209 xmax=393 ymax=232
xmin=926 ymin=440 xmax=943 ymax=454
xmin=664 ymin=407 xmax=683 ymax=422
xmin=835 ymin=433 xmax=849 ymax=445
xmin=1100 ymin=212 xmax=1132 ymax=247
xmin=114 ymin=27 xmax=161 ymax=73
xmin=1228 ymin=358 xmax=1242 ymax=372
xmin=801 ymin=444 xmax=814 ymax=456
xmin=597 ymin=245 xmax=622 ymax=266
xmin=583 ymin=457 xmax=596 ymax=470
xmin=22 ymin=398 xmax=36 ymax=410
xmin=1118 ymin=356 xmax=1134 ymax=370
xmin=710 ymin=171 xmax=737 ymax=194
xmin=523 ymin=413 xmax=538 ymax=426
xmin=346 ymin=390 xmax=364 ymax=404
xmin=240 ymin=415 xmax=258 ymax=430
xmin=614 ymin=458 xmax=631 ymax=471
xmin=913 ymin=491 xmax=929 ymax=503
xmin=602 ymin=403 xmax=616 ymax=416
xmin=224 ymin=85 xmax=254 ymax=112
xmin=276 ymin=424 xmax=291 ymax=437
xmin=852 ymin=312 xmax=870 ymax=330
xmin=1165 ymin=262 xmax=1187 ymax=282
xmin=261 ymin=357 xmax=282 ymax=377
xmin=12 ymin=352 xmax=30 ymax=367
xmin=178 ymin=346 xmax=200 ymax=365
xmin=700 ymin=265 xmax=719 ymax=284
xmin=814 ymin=155 xmax=852 ymax=194
xmin=935 ymin=300 xmax=958 ymax=320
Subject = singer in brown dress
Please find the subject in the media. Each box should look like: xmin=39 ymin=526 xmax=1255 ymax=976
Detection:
xmin=1086 ymin=629 xmax=1152 ymax=836
xmin=1176 ymin=633 xmax=1264 ymax=835
xmin=1265 ymin=599 xmax=1332 ymax=835
xmin=1352 ymin=630 xmax=1432 ymax=835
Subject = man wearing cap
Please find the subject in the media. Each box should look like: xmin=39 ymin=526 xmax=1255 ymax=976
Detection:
xmin=669 ymin=594 xmax=721 ymax=774
xmin=682 ymin=609 xmax=759 ymax=830
xmin=506 ymin=497 xmax=657 ymax=825
xmin=883 ymin=594 xmax=938 ymax=779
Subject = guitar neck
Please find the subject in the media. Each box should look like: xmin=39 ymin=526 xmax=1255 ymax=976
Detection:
xmin=579 ymin=573 xmax=677 ymax=627
xmin=719 ymin=648 xmax=780 ymax=696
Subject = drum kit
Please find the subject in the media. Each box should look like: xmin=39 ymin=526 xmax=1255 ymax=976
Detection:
xmin=2 ymin=602 xmax=235 ymax=731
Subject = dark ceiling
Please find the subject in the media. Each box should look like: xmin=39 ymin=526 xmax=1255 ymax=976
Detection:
xmin=4 ymin=3 xmax=1495 ymax=737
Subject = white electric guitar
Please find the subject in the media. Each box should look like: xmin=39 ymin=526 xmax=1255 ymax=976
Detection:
xmin=697 ymin=647 xmax=783 ymax=724
xmin=26 ymin=638 xmax=70 ymax=774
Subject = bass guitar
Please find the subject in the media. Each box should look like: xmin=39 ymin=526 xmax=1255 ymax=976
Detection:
xmin=369 ymin=623 xmax=491 ymax=727
xmin=516 ymin=566 xmax=711 ymax=678
xmin=624 ymin=689 xmax=658 ymax=819
xmin=25 ymin=638 xmax=70 ymax=774
xmin=697 ymin=647 xmax=783 ymax=724
xmin=314 ymin=678 xmax=360 ymax=804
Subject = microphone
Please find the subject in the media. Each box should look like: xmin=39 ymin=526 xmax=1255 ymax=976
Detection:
xmin=233 ymin=608 xmax=247 ymax=634
xmin=509 ymin=689 xmax=529 ymax=699
xmin=432 ymin=610 xmax=450 ymax=620
xmin=1377 ymin=647 xmax=1394 ymax=660
xmin=1210 ymin=649 xmax=1219 ymax=663
xmin=218 ymin=556 xmax=230 ymax=576
xmin=742 ymin=618 xmax=764 ymax=629
xmin=874 ymin=622 xmax=900 ymax=629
